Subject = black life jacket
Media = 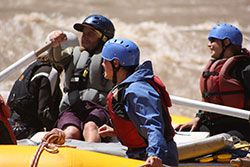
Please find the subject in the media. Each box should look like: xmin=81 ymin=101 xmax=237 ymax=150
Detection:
xmin=7 ymin=61 xmax=54 ymax=118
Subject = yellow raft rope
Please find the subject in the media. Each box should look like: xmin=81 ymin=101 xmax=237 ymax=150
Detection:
xmin=30 ymin=128 xmax=75 ymax=167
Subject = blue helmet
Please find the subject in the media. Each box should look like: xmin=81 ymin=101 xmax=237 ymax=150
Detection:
xmin=208 ymin=23 xmax=242 ymax=46
xmin=102 ymin=38 xmax=140 ymax=67
xmin=74 ymin=14 xmax=115 ymax=40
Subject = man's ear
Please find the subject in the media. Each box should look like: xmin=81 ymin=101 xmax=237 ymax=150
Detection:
xmin=113 ymin=59 xmax=120 ymax=68
xmin=224 ymin=38 xmax=231 ymax=46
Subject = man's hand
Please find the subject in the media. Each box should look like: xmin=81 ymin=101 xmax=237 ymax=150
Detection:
xmin=98 ymin=124 xmax=116 ymax=138
xmin=175 ymin=117 xmax=200 ymax=132
xmin=42 ymin=128 xmax=65 ymax=144
xmin=49 ymin=30 xmax=67 ymax=48
xmin=143 ymin=156 xmax=163 ymax=167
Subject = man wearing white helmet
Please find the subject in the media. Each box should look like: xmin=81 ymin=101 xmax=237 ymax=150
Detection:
xmin=47 ymin=14 xmax=115 ymax=142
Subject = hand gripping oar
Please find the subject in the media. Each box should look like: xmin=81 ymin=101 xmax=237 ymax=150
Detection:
xmin=0 ymin=41 xmax=52 ymax=82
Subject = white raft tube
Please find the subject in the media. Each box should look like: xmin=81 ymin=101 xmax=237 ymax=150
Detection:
xmin=170 ymin=95 xmax=250 ymax=122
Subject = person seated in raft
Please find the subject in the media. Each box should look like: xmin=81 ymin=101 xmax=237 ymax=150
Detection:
xmin=98 ymin=38 xmax=178 ymax=167
xmin=7 ymin=34 xmax=71 ymax=139
xmin=175 ymin=23 xmax=250 ymax=142
xmin=47 ymin=14 xmax=115 ymax=142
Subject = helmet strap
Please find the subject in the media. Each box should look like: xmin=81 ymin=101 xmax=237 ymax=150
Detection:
xmin=111 ymin=61 xmax=120 ymax=85
xmin=101 ymin=34 xmax=108 ymax=42
xmin=88 ymin=32 xmax=106 ymax=54
xmin=89 ymin=38 xmax=104 ymax=54
xmin=219 ymin=39 xmax=231 ymax=59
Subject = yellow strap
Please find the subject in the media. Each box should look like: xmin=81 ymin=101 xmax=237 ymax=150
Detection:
xmin=217 ymin=153 xmax=232 ymax=160
xmin=199 ymin=156 xmax=214 ymax=163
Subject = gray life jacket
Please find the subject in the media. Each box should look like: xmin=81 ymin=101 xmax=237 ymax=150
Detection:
xmin=60 ymin=47 xmax=113 ymax=111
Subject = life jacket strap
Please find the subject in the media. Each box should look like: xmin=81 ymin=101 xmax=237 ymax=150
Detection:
xmin=202 ymin=90 xmax=244 ymax=98
xmin=202 ymin=71 xmax=219 ymax=78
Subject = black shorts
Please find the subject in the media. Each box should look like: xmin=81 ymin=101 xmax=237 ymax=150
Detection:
xmin=57 ymin=100 xmax=110 ymax=131
xmin=199 ymin=116 xmax=250 ymax=142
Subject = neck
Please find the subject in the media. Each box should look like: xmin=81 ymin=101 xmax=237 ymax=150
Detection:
xmin=221 ymin=44 xmax=242 ymax=59
xmin=223 ymin=49 xmax=235 ymax=59
xmin=116 ymin=68 xmax=129 ymax=84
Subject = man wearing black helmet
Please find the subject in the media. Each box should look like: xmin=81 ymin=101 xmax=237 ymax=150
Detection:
xmin=47 ymin=14 xmax=115 ymax=142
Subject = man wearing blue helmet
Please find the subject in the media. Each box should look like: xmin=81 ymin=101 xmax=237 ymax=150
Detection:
xmin=47 ymin=14 xmax=115 ymax=142
xmin=98 ymin=38 xmax=178 ymax=166
xmin=176 ymin=23 xmax=250 ymax=142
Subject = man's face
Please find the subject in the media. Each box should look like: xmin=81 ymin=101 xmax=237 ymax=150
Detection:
xmin=102 ymin=59 xmax=113 ymax=80
xmin=207 ymin=38 xmax=223 ymax=59
xmin=81 ymin=25 xmax=101 ymax=51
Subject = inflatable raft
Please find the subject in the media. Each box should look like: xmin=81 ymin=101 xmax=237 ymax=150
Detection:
xmin=0 ymin=136 xmax=236 ymax=167
xmin=0 ymin=145 xmax=144 ymax=167
xmin=0 ymin=115 xmax=248 ymax=167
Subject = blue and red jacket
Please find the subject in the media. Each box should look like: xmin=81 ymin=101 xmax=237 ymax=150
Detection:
xmin=106 ymin=61 xmax=176 ymax=162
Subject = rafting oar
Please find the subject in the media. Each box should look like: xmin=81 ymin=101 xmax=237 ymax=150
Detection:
xmin=170 ymin=95 xmax=250 ymax=122
xmin=0 ymin=42 xmax=52 ymax=82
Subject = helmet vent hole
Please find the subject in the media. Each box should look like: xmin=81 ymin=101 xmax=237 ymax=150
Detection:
xmin=125 ymin=45 xmax=129 ymax=48
xmin=120 ymin=41 xmax=123 ymax=44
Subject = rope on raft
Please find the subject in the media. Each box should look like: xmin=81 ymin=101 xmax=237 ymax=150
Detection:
xmin=30 ymin=128 xmax=75 ymax=167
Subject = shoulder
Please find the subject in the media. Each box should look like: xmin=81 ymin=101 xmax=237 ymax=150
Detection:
xmin=230 ymin=55 xmax=250 ymax=71
xmin=124 ymin=81 xmax=158 ymax=98
xmin=35 ymin=65 xmax=52 ymax=72
xmin=32 ymin=65 xmax=58 ymax=82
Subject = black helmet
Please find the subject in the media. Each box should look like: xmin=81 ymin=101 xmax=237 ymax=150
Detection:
xmin=73 ymin=14 xmax=115 ymax=41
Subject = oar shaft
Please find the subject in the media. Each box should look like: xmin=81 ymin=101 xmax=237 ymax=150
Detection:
xmin=0 ymin=42 xmax=52 ymax=82
xmin=170 ymin=95 xmax=250 ymax=121
xmin=35 ymin=42 xmax=52 ymax=56
xmin=0 ymin=51 xmax=36 ymax=82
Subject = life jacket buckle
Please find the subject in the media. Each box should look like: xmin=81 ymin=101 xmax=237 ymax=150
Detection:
xmin=82 ymin=69 xmax=89 ymax=78
xmin=70 ymin=77 xmax=79 ymax=82
xmin=202 ymin=71 xmax=209 ymax=78
xmin=202 ymin=71 xmax=218 ymax=78
xmin=202 ymin=92 xmax=210 ymax=98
